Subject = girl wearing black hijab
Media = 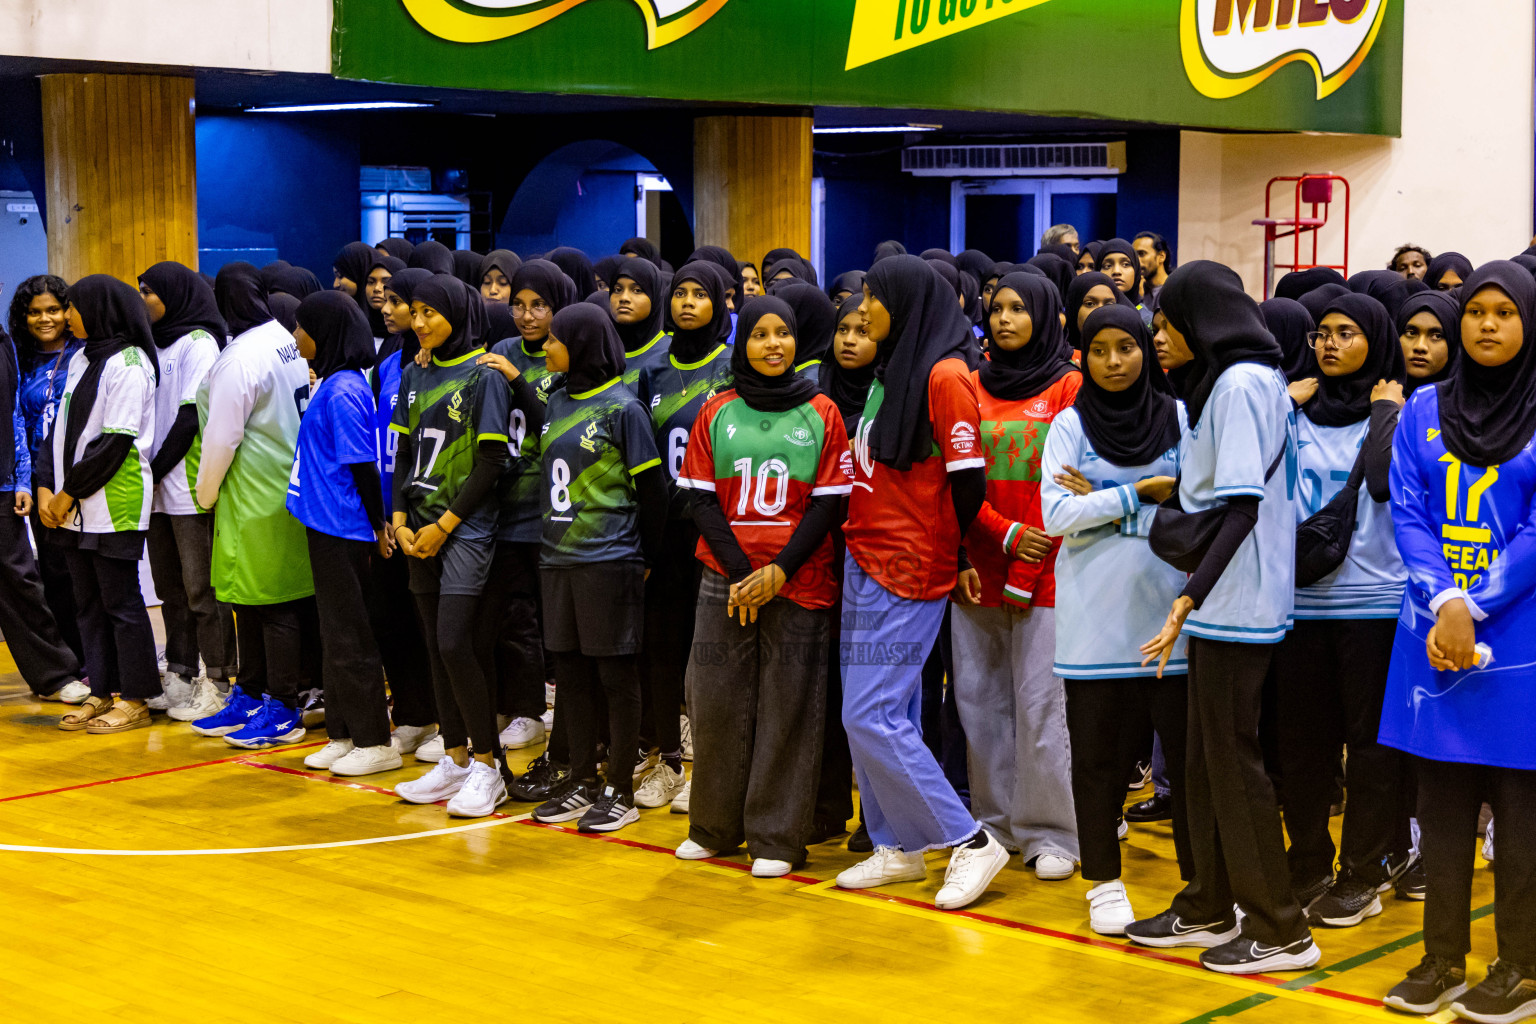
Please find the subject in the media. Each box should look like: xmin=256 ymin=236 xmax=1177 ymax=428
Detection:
xmin=950 ymin=272 xmax=1081 ymax=886
xmin=36 ymin=275 xmax=160 ymax=733
xmin=738 ymin=260 xmax=763 ymax=298
xmin=408 ymin=240 xmax=455 ymax=275
xmin=687 ymin=245 xmax=742 ymax=311
xmin=334 ymin=241 xmax=390 ymax=342
xmin=610 ymin=256 xmax=672 ymax=388
xmin=835 ymin=255 xmax=1008 ymax=912
xmin=774 ymin=280 xmax=838 ymax=380
xmin=287 ymin=291 xmax=399 ymax=777
xmin=1066 ymin=273 xmax=1128 ymax=351
xmin=1130 ymin=262 xmax=1317 ymax=974
xmin=264 ymin=262 xmax=322 ymax=304
xmin=1397 ymin=290 xmax=1461 ymax=396
xmin=1042 ymin=302 xmax=1190 ymax=935
xmin=1348 ymin=269 xmax=1413 ymax=321
xmin=1299 ymin=281 xmax=1352 ymax=326
xmin=450 ymin=249 xmax=483 ymax=288
xmin=593 ymin=254 xmax=624 ymax=294
xmin=763 ymin=247 xmax=817 ymax=286
xmin=376 ymin=237 xmax=414 ymax=261
xmin=672 ymin=295 xmax=849 ymax=874
xmin=1260 ymin=296 xmax=1323 ymax=410
xmin=873 ymin=240 xmax=906 ymax=264
xmin=478 ymin=249 xmax=523 ymax=304
xmin=546 ymin=247 xmax=599 ymax=300
xmin=1425 ymin=252 xmax=1472 ymax=292
xmin=1026 ymin=253 xmax=1075 ymax=301
xmin=956 ymin=249 xmax=995 ymax=295
xmin=1276 ymin=266 xmax=1346 ymax=301
xmin=1076 ymin=243 xmax=1103 ymax=276
xmin=137 ymin=261 xmax=237 ymax=717
xmin=821 ymin=293 xmax=877 ymax=435
xmin=621 ymin=236 xmax=662 ymax=267
xmin=1098 ymin=238 xmax=1152 ymax=324
xmin=827 ymin=270 xmax=866 ymax=307
xmin=526 ymin=303 xmax=667 ymax=834
xmin=1275 ymin=291 xmax=1413 ymax=930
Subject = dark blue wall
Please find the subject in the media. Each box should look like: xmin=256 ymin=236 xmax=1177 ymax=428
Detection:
xmin=1117 ymin=131 xmax=1182 ymax=263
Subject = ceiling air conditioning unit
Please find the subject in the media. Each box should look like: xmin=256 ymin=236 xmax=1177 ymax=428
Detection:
xmin=902 ymin=142 xmax=1127 ymax=177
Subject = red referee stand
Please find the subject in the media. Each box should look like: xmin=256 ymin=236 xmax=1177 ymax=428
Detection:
xmin=1253 ymin=174 xmax=1352 ymax=298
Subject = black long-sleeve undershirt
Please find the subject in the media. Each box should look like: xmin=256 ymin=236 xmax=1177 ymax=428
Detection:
xmin=62 ymin=433 xmax=134 ymax=501
xmin=391 ymin=432 xmax=511 ymax=527
xmin=690 ymin=489 xmax=841 ymax=586
xmin=1179 ymin=495 xmax=1259 ymax=610
xmin=349 ymin=462 xmax=385 ymax=531
xmin=634 ymin=465 xmax=668 ymax=567
xmin=950 ymin=466 xmax=986 ymax=572
xmin=691 ymin=488 xmax=753 ymax=583
xmin=149 ymin=405 xmax=199 ymax=483
xmin=1364 ymin=400 xmax=1399 ymax=504
xmin=509 ymin=375 xmax=546 ymax=438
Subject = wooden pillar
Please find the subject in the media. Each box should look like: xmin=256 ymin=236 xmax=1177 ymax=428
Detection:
xmin=693 ymin=114 xmax=812 ymax=272
xmin=41 ymin=74 xmax=198 ymax=285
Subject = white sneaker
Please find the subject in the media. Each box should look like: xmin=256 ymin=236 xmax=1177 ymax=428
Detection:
xmin=42 ymin=680 xmax=91 ymax=704
xmin=631 ymin=749 xmax=659 ymax=781
xmin=331 ymin=743 xmax=404 ymax=776
xmin=675 ymin=838 xmax=717 ymax=860
xmin=445 ymin=761 xmax=508 ymax=817
xmin=1118 ymin=817 xmax=1130 ymax=840
xmin=499 ymin=716 xmax=545 ymax=750
xmin=147 ymin=672 xmax=196 ymax=711
xmin=836 ymin=846 xmax=928 ymax=890
xmin=540 ymin=708 xmax=554 ymax=731
xmin=391 ymin=724 xmax=438 ymax=756
xmin=634 ymin=763 xmax=686 ymax=808
xmin=1034 ymin=853 xmax=1077 ymax=880
xmin=169 ymin=678 xmax=225 ymax=722
xmin=304 ymin=739 xmax=354 ymax=770
xmin=670 ymin=777 xmax=692 ymax=814
xmin=1483 ymin=819 xmax=1495 ymax=864
xmin=1087 ymin=880 xmax=1136 ymax=936
xmin=414 ymin=734 xmax=446 ymax=763
xmin=395 ymin=758 xmax=471 ymax=804
xmin=545 ymin=681 xmax=556 ymax=708
xmin=936 ymin=832 xmax=1009 ymax=910
xmin=752 ymin=858 xmax=793 ymax=878
xmin=680 ymin=714 xmax=694 ymax=761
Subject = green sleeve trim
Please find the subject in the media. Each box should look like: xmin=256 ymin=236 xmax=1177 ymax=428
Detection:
xmin=629 ymin=457 xmax=662 ymax=476
xmin=432 ymin=348 xmax=484 ymax=368
xmin=670 ymin=345 xmax=727 ymax=371
xmin=569 ymin=376 xmax=622 ymax=401
xmin=100 ymin=427 xmax=138 ymax=437
xmin=389 ymin=423 xmax=410 ymax=434
xmin=478 ymin=432 xmax=509 ymax=444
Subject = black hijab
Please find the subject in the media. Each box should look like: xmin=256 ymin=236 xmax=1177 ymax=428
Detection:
xmin=1259 ymin=297 xmax=1317 ymax=383
xmin=594 ymin=255 xmax=624 ymax=292
xmin=1515 ymin=254 xmax=1536 ymax=282
xmin=827 ymin=270 xmax=866 ymax=303
xmin=1039 ymin=242 xmax=1078 ymax=266
xmin=450 ymin=250 xmax=482 ymax=287
xmin=511 ymin=259 xmax=579 ymax=322
xmin=820 ymin=293 xmax=877 ymax=432
xmin=981 ymin=271 xmax=1075 ymax=403
xmin=1305 ymin=293 xmax=1403 ymax=427
xmin=1438 ymin=262 xmax=1536 ymax=466
xmin=611 ymin=256 xmax=667 ymax=353
xmin=1025 ymin=253 xmax=1074 ymax=300
xmin=956 ymin=249 xmax=995 ymax=289
xmin=1348 ymin=269 xmax=1412 ymax=320
xmin=1075 ymin=304 xmax=1180 ymax=467
xmin=866 ymin=255 xmax=977 ymax=471
xmin=920 ymin=248 xmax=958 ymax=267
xmin=546 ymin=247 xmax=599 ymax=299
xmin=378 ymin=267 xmax=433 ymax=365
xmin=62 ymin=275 xmax=160 ymax=474
xmin=688 ymin=245 xmax=741 ymax=298
xmin=264 ymin=263 xmax=322 ymax=300
xmin=1275 ymin=266 xmax=1346 ymax=301
xmin=1078 ymin=242 xmax=1105 ymax=271
xmin=1427 ymin=252 xmax=1473 ymax=291
xmin=775 ymin=281 xmax=838 ymax=367
xmin=665 ymin=261 xmax=733 ymax=364
xmin=1159 ymin=261 xmax=1282 ymax=425
xmin=551 ymin=303 xmax=625 ymax=395
xmin=1065 ymin=272 xmax=1125 ymax=351
xmin=927 ymin=259 xmax=962 ymax=302
xmin=297 ymin=290 xmax=378 ymax=379
xmin=216 ymin=261 xmax=278 ymax=337
xmin=376 ymin=237 xmax=414 ymax=261
xmin=1096 ymin=238 xmax=1145 ymax=303
xmin=140 ymin=261 xmax=227 ymax=350
xmin=873 ymin=240 xmax=907 ymax=264
xmin=483 ymin=303 xmax=519 ymax=347
xmin=959 ymin=271 xmax=982 ymax=327
xmin=620 ymin=237 xmax=661 ymax=267
xmin=334 ymin=242 xmax=378 ymax=294
xmin=411 ymin=275 xmax=487 ymax=363
xmin=478 ymin=250 xmax=523 ymax=296
xmin=1396 ymin=289 xmax=1462 ymax=396
xmin=732 ymin=297 xmax=819 ymax=413
xmin=1299 ymin=282 xmax=1352 ymax=325
xmin=408 ymin=240 xmax=455 ymax=275
xmin=766 ymin=257 xmax=813 ymax=289
xmin=268 ymin=292 xmax=301 ymax=334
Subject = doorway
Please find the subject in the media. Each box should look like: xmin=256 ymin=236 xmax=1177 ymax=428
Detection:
xmin=948 ymin=178 xmax=1119 ymax=260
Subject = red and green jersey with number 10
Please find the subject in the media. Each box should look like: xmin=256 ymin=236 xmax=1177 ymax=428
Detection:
xmin=679 ymin=390 xmax=853 ymax=609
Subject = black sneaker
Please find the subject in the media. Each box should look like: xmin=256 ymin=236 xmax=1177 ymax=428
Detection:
xmin=847 ymin=822 xmax=873 ymax=853
xmin=1309 ymin=878 xmax=1382 ymax=927
xmin=578 ymin=785 xmax=639 ymax=833
xmin=808 ymin=818 xmax=849 ymax=845
xmin=1125 ymin=909 xmax=1241 ymax=949
xmin=1394 ymin=857 xmax=1427 ymax=901
xmin=1383 ymin=954 xmax=1468 ymax=1014
xmin=510 ymin=755 xmax=568 ymax=802
xmin=1200 ymin=933 xmax=1321 ymax=974
xmin=1452 ymin=960 xmax=1536 ymax=1024
xmin=1294 ymin=875 xmax=1334 ymax=912
xmin=1126 ymin=793 xmax=1172 ymax=822
xmin=532 ymin=777 xmax=598 ymax=823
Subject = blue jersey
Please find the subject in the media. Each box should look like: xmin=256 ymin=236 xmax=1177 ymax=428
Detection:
xmin=372 ymin=351 xmax=404 ymax=519
xmin=287 ymin=370 xmax=378 ymax=542
xmin=1292 ymin=413 xmax=1405 ymax=619
xmin=18 ymin=345 xmax=79 ymax=477
xmin=1176 ymin=363 xmax=1298 ymax=644
xmin=1380 ymin=385 xmax=1536 ymax=769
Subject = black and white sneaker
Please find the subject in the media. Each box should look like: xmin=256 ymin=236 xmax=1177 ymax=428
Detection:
xmin=1124 ymin=909 xmax=1241 ymax=949
xmin=1383 ymin=954 xmax=1468 ymax=1015
xmin=1200 ymin=934 xmax=1321 ymax=974
xmin=532 ymin=778 xmax=599 ymax=823
xmin=578 ymin=786 xmax=639 ymax=834
xmin=1294 ymin=875 xmax=1333 ymax=912
xmin=1451 ymin=959 xmax=1536 ymax=1024
xmin=1308 ymin=878 xmax=1383 ymax=927
xmin=1394 ymin=857 xmax=1427 ymax=901
xmin=510 ymin=755 xmax=569 ymax=803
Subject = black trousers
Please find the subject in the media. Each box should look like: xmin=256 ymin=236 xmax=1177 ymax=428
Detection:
xmin=233 ymin=599 xmax=306 ymax=703
xmin=1275 ymin=618 xmax=1408 ymax=888
xmin=639 ymin=519 xmax=700 ymax=755
xmin=414 ymin=591 xmax=498 ymax=757
xmin=32 ymin=513 xmax=82 ymax=664
xmin=306 ymin=529 xmax=391 ymax=748
xmin=1417 ymin=757 xmax=1536 ymax=968
xmin=366 ymin=546 xmax=435 ymax=728
xmin=1065 ymin=675 xmax=1191 ymax=883
xmin=0 ymin=511 xmax=82 ymax=694
xmin=146 ymin=512 xmax=237 ymax=680
xmin=558 ymin=650 xmax=642 ymax=798
xmin=480 ymin=541 xmax=545 ymax=721
xmin=1172 ymin=636 xmax=1308 ymax=946
xmin=64 ymin=545 xmax=158 ymax=701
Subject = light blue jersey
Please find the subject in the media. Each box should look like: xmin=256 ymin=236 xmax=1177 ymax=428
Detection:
xmin=1292 ymin=413 xmax=1405 ymax=619
xmin=1042 ymin=406 xmax=1189 ymax=678
xmin=1177 ymin=363 xmax=1297 ymax=644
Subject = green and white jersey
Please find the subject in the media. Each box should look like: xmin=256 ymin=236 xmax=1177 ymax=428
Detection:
xmin=53 ymin=347 xmax=155 ymax=534
xmin=637 ymin=344 xmax=734 ymax=516
xmin=151 ymin=329 xmax=219 ymax=516
xmin=536 ymin=376 xmax=661 ymax=568
xmin=492 ymin=337 xmax=558 ymax=544
xmin=389 ymin=349 xmax=511 ymax=534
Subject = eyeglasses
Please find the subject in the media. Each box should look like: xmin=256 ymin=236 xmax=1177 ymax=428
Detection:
xmin=1308 ymin=329 xmax=1362 ymax=350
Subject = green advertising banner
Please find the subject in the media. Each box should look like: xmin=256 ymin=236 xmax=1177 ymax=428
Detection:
xmin=333 ymin=0 xmax=1402 ymax=136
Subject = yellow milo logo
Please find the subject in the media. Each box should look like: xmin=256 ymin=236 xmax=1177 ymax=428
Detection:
xmin=1181 ymin=0 xmax=1391 ymax=99
xmin=402 ymin=0 xmax=730 ymax=48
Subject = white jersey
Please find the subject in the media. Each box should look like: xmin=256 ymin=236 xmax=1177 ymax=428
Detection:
xmin=1042 ymin=405 xmax=1189 ymax=678
xmin=1292 ymin=413 xmax=1406 ymax=619
xmin=53 ymin=347 xmax=156 ymax=534
xmin=150 ymin=329 xmax=219 ymax=516
xmin=1177 ymin=363 xmax=1297 ymax=644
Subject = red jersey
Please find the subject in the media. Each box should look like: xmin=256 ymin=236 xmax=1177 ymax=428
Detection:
xmin=679 ymin=390 xmax=852 ymax=610
xmin=845 ymin=358 xmax=984 ymax=601
xmin=970 ymin=369 xmax=1083 ymax=609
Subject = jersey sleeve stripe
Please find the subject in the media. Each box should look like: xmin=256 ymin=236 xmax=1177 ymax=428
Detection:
xmin=677 ymin=476 xmax=715 ymax=491
xmin=389 ymin=423 xmax=410 ymax=434
xmin=478 ymin=432 xmax=510 ymax=444
xmin=100 ymin=426 xmax=138 ymax=437
xmin=945 ymin=457 xmax=986 ymax=472
xmin=809 ymin=484 xmax=853 ymax=496
xmin=629 ymin=457 xmax=662 ymax=476
xmin=1213 ymin=485 xmax=1265 ymax=498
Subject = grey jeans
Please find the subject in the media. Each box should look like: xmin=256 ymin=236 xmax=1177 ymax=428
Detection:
xmin=146 ymin=512 xmax=237 ymax=680
xmin=685 ymin=569 xmax=830 ymax=864
xmin=950 ymin=603 xmax=1079 ymax=863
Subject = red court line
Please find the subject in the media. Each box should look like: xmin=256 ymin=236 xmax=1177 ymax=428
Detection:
xmin=0 ymin=740 xmax=327 ymax=804
xmin=233 ymin=758 xmax=514 ymax=819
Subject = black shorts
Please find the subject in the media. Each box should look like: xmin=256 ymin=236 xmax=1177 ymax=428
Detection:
xmin=541 ymin=561 xmax=646 ymax=657
xmin=406 ymin=532 xmax=494 ymax=597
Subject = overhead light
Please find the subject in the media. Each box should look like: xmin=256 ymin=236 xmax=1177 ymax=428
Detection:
xmin=246 ymin=101 xmax=435 ymax=113
xmin=812 ymin=124 xmax=941 ymax=135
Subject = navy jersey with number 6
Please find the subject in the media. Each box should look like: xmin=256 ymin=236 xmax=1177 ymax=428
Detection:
xmin=638 ymin=344 xmax=734 ymax=516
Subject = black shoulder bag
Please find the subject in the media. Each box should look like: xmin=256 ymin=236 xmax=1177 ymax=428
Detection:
xmin=1294 ymin=443 xmax=1368 ymax=588
xmin=1149 ymin=443 xmax=1286 ymax=574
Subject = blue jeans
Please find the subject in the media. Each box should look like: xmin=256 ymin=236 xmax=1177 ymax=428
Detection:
xmin=1152 ymin=733 xmax=1171 ymax=798
xmin=840 ymin=554 xmax=979 ymax=853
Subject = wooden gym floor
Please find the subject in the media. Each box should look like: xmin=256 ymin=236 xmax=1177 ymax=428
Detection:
xmin=0 ymin=644 xmax=1498 ymax=1024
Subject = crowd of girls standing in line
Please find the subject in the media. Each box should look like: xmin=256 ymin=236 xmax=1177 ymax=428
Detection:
xmin=4 ymin=223 xmax=1535 ymax=1022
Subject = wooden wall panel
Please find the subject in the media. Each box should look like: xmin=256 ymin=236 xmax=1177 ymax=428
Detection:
xmin=693 ymin=115 xmax=812 ymax=273
xmin=41 ymin=74 xmax=198 ymax=285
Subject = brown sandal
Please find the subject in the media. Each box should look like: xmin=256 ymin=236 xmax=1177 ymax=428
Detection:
xmin=86 ymin=700 xmax=152 ymax=734
xmin=59 ymin=696 xmax=109 ymax=731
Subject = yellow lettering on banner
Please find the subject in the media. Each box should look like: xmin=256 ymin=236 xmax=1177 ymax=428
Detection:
xmin=401 ymin=0 xmax=730 ymax=49
xmin=845 ymin=0 xmax=1060 ymax=70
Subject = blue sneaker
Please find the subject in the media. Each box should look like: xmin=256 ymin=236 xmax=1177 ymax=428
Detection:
xmin=223 ymin=697 xmax=307 ymax=749
xmin=189 ymin=686 xmax=262 ymax=737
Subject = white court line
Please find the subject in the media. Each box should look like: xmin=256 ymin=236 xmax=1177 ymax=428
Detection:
xmin=0 ymin=812 xmax=532 ymax=856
